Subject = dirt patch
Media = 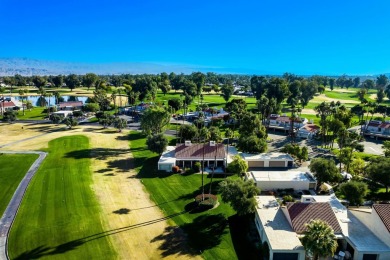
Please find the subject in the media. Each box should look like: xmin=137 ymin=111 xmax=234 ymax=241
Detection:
xmin=369 ymin=93 xmax=389 ymax=101
xmin=0 ymin=124 xmax=199 ymax=259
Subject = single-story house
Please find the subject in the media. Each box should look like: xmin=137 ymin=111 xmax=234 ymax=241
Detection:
xmin=241 ymin=152 xmax=294 ymax=168
xmin=297 ymin=124 xmax=320 ymax=139
xmin=255 ymin=195 xmax=390 ymax=260
xmin=247 ymin=171 xmax=317 ymax=191
xmin=364 ymin=120 xmax=390 ymax=139
xmin=58 ymin=101 xmax=83 ymax=111
xmin=0 ymin=100 xmax=18 ymax=113
xmin=268 ymin=114 xmax=308 ymax=131
xmin=157 ymin=141 xmax=227 ymax=172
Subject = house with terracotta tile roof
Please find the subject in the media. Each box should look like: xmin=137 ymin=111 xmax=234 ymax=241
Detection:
xmin=57 ymin=101 xmax=83 ymax=111
xmin=0 ymin=100 xmax=19 ymax=113
xmin=254 ymin=195 xmax=390 ymax=260
xmin=267 ymin=114 xmax=308 ymax=133
xmin=297 ymin=124 xmax=320 ymax=139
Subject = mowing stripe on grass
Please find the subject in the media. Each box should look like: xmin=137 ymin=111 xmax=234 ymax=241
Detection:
xmin=8 ymin=136 xmax=117 ymax=260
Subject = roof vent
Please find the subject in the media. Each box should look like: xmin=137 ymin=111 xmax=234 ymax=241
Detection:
xmin=185 ymin=140 xmax=192 ymax=146
xmin=209 ymin=141 xmax=216 ymax=146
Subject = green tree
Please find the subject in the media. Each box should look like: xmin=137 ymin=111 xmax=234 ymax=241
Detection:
xmin=83 ymin=103 xmax=100 ymax=112
xmin=338 ymin=147 xmax=354 ymax=172
xmin=140 ymin=107 xmax=170 ymax=135
xmin=353 ymin=77 xmax=360 ymax=88
xmin=146 ymin=133 xmax=168 ymax=155
xmin=237 ymin=135 xmax=267 ymax=154
xmin=98 ymin=113 xmax=113 ymax=128
xmin=178 ymin=124 xmax=198 ymax=142
xmin=221 ymin=84 xmax=234 ymax=103
xmin=63 ymin=117 xmax=78 ymax=129
xmin=93 ymin=89 xmax=111 ymax=111
xmin=50 ymin=114 xmax=64 ymax=124
xmin=64 ymin=74 xmax=80 ymax=92
xmin=168 ymin=98 xmax=182 ymax=112
xmin=219 ymin=179 xmax=260 ymax=216
xmin=52 ymin=75 xmax=64 ymax=88
xmin=209 ymin=126 xmax=222 ymax=142
xmin=329 ymin=78 xmax=335 ymax=90
xmin=365 ymin=157 xmax=390 ymax=193
xmin=338 ymin=181 xmax=368 ymax=206
xmin=113 ymin=117 xmax=127 ymax=132
xmin=226 ymin=155 xmax=248 ymax=175
xmin=383 ymin=141 xmax=390 ymax=157
xmin=82 ymin=73 xmax=98 ymax=90
xmin=31 ymin=76 xmax=46 ymax=89
xmin=362 ymin=79 xmax=375 ymax=89
xmin=376 ymin=74 xmax=388 ymax=89
xmin=349 ymin=158 xmax=365 ymax=179
xmin=301 ymin=219 xmax=338 ymax=260
xmin=309 ymin=158 xmax=341 ymax=189
xmin=2 ymin=111 xmax=17 ymax=123
xmin=377 ymin=87 xmax=385 ymax=103
xmin=298 ymin=146 xmax=308 ymax=162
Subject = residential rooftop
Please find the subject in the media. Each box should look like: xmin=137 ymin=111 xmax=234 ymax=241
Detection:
xmin=373 ymin=204 xmax=390 ymax=233
xmin=241 ymin=152 xmax=293 ymax=161
xmin=255 ymin=196 xmax=304 ymax=251
xmin=250 ymin=171 xmax=315 ymax=182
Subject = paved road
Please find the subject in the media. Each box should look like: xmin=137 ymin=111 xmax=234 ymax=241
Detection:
xmin=0 ymin=151 xmax=47 ymax=260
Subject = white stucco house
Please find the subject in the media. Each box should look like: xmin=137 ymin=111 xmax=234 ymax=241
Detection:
xmin=268 ymin=114 xmax=308 ymax=131
xmin=241 ymin=152 xmax=294 ymax=168
xmin=247 ymin=171 xmax=317 ymax=191
xmin=297 ymin=124 xmax=320 ymax=139
xmin=364 ymin=120 xmax=390 ymax=139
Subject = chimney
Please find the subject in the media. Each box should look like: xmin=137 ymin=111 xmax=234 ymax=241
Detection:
xmin=185 ymin=140 xmax=191 ymax=146
xmin=209 ymin=141 xmax=216 ymax=146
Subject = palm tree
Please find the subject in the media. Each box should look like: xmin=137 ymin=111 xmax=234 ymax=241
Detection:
xmin=301 ymin=219 xmax=338 ymax=260
xmin=18 ymin=89 xmax=26 ymax=115
xmin=111 ymin=89 xmax=117 ymax=115
xmin=314 ymin=102 xmax=332 ymax=146
xmin=0 ymin=87 xmax=5 ymax=116
xmin=46 ymin=92 xmax=53 ymax=117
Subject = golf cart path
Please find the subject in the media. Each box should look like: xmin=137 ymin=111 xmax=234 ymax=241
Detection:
xmin=0 ymin=151 xmax=47 ymax=260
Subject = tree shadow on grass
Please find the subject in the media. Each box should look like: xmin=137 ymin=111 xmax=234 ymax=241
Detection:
xmin=107 ymin=159 xmax=132 ymax=172
xmin=14 ymin=211 xmax=188 ymax=260
xmin=113 ymin=208 xmax=131 ymax=214
xmin=182 ymin=214 xmax=228 ymax=251
xmin=65 ymin=148 xmax=130 ymax=160
xmin=151 ymin=226 xmax=198 ymax=258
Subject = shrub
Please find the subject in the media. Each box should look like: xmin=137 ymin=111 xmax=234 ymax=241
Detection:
xmin=172 ymin=165 xmax=180 ymax=173
xmin=193 ymin=162 xmax=201 ymax=172
xmin=195 ymin=194 xmax=218 ymax=209
xmin=283 ymin=195 xmax=294 ymax=204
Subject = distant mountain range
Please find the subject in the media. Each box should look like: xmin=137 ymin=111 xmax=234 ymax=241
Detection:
xmin=0 ymin=57 xmax=223 ymax=76
xmin=0 ymin=57 xmax=385 ymax=77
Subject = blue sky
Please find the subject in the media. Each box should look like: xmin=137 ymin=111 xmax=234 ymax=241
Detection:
xmin=1 ymin=0 xmax=390 ymax=75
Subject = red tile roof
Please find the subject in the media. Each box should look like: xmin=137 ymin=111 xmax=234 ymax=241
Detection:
xmin=379 ymin=123 xmax=390 ymax=129
xmin=58 ymin=101 xmax=83 ymax=108
xmin=1 ymin=101 xmax=16 ymax=108
xmin=286 ymin=202 xmax=342 ymax=234
xmin=373 ymin=204 xmax=390 ymax=233
xmin=175 ymin=143 xmax=225 ymax=160
xmin=302 ymin=124 xmax=320 ymax=132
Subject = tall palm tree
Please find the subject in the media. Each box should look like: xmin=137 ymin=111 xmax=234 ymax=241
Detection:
xmin=46 ymin=92 xmax=53 ymax=117
xmin=314 ymin=102 xmax=332 ymax=146
xmin=111 ymin=89 xmax=117 ymax=115
xmin=18 ymin=89 xmax=25 ymax=115
xmin=0 ymin=87 xmax=5 ymax=116
xmin=301 ymin=219 xmax=338 ymax=260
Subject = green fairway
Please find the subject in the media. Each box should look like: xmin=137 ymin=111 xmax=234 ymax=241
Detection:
xmin=8 ymin=136 xmax=116 ymax=260
xmin=0 ymin=153 xmax=38 ymax=217
xmin=129 ymin=131 xmax=246 ymax=260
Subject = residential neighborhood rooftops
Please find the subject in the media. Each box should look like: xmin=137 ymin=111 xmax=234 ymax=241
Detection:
xmin=241 ymin=152 xmax=293 ymax=161
xmin=58 ymin=101 xmax=83 ymax=108
xmin=250 ymin=171 xmax=315 ymax=182
xmin=373 ymin=204 xmax=390 ymax=233
xmin=175 ymin=143 xmax=225 ymax=160
xmin=286 ymin=202 xmax=342 ymax=234
xmin=300 ymin=124 xmax=320 ymax=132
xmin=255 ymin=196 xmax=304 ymax=251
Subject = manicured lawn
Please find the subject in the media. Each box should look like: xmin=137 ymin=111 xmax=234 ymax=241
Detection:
xmin=8 ymin=136 xmax=117 ymax=260
xmin=16 ymin=107 xmax=46 ymax=120
xmin=0 ymin=153 xmax=38 ymax=217
xmin=129 ymin=131 xmax=244 ymax=259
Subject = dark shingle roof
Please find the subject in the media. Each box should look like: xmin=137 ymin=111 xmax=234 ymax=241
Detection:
xmin=286 ymin=202 xmax=342 ymax=234
xmin=175 ymin=143 xmax=225 ymax=160
xmin=373 ymin=204 xmax=390 ymax=233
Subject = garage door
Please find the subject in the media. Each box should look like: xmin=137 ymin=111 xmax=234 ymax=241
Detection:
xmin=273 ymin=253 xmax=299 ymax=260
xmin=248 ymin=161 xmax=264 ymax=168
xmin=269 ymin=161 xmax=285 ymax=167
